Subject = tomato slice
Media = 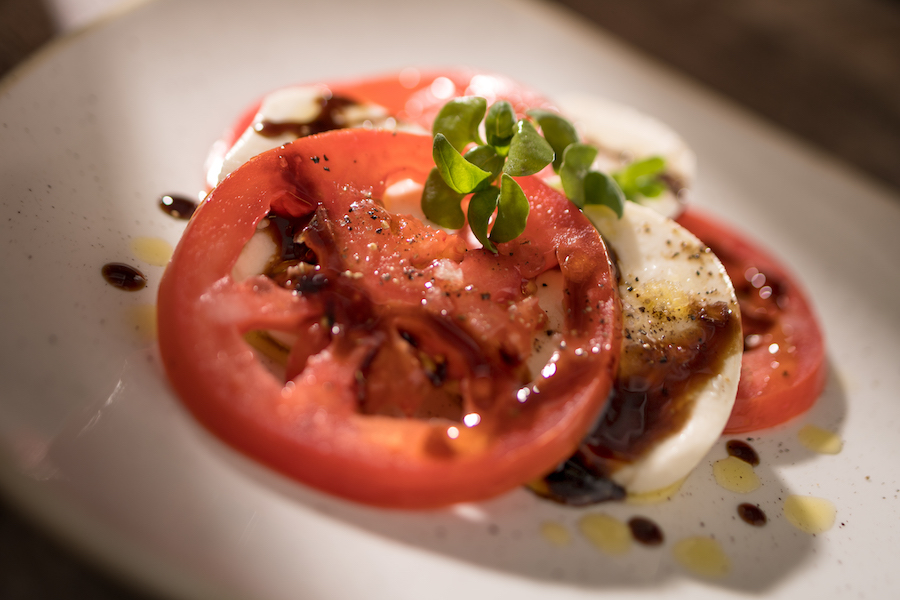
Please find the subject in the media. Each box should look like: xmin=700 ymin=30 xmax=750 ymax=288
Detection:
xmin=676 ymin=207 xmax=826 ymax=433
xmin=158 ymin=129 xmax=621 ymax=508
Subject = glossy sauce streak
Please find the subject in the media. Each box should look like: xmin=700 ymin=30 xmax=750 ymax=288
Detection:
xmin=628 ymin=516 xmax=664 ymax=545
xmin=532 ymin=458 xmax=626 ymax=506
xmin=726 ymin=439 xmax=760 ymax=465
xmin=584 ymin=301 xmax=739 ymax=461
xmin=102 ymin=263 xmax=147 ymax=291
xmin=737 ymin=503 xmax=767 ymax=526
xmin=255 ymin=206 xmax=519 ymax=427
xmin=159 ymin=194 xmax=198 ymax=220
xmin=254 ymin=96 xmax=357 ymax=139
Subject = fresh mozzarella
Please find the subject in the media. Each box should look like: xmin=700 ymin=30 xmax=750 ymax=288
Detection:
xmin=556 ymin=95 xmax=696 ymax=219
xmin=581 ymin=202 xmax=742 ymax=493
xmin=206 ymin=85 xmax=402 ymax=188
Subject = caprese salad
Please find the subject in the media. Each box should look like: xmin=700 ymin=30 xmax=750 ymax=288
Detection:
xmin=156 ymin=69 xmax=826 ymax=509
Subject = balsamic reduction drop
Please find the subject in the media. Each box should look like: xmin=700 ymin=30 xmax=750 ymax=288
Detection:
xmin=628 ymin=516 xmax=665 ymax=545
xmin=101 ymin=263 xmax=147 ymax=291
xmin=737 ymin=503 xmax=767 ymax=526
xmin=158 ymin=194 xmax=198 ymax=220
xmin=726 ymin=440 xmax=760 ymax=466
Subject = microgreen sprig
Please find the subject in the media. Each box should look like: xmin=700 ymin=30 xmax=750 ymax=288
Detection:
xmin=422 ymin=97 xmax=552 ymax=253
xmin=420 ymin=97 xmax=667 ymax=251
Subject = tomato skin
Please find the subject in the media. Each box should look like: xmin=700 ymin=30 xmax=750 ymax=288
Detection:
xmin=159 ymin=129 xmax=621 ymax=508
xmin=676 ymin=207 xmax=826 ymax=433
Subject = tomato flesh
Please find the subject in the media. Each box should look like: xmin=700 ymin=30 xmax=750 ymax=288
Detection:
xmin=158 ymin=129 xmax=621 ymax=508
xmin=676 ymin=207 xmax=826 ymax=433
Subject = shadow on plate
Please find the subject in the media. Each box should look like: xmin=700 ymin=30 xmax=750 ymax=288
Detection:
xmin=187 ymin=354 xmax=848 ymax=594
xmin=32 ymin=346 xmax=847 ymax=598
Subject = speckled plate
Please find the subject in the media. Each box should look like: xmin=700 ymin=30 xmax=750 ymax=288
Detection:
xmin=2 ymin=0 xmax=899 ymax=598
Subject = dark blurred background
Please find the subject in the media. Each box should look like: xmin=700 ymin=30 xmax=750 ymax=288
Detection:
xmin=1 ymin=0 xmax=899 ymax=598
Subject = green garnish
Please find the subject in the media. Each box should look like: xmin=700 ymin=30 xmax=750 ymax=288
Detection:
xmin=560 ymin=143 xmax=625 ymax=218
xmin=613 ymin=156 xmax=667 ymax=200
xmin=504 ymin=120 xmax=554 ymax=177
xmin=432 ymin=133 xmax=492 ymax=194
xmin=526 ymin=109 xmax=579 ymax=171
xmin=422 ymin=97 xmax=552 ymax=250
xmin=420 ymin=97 xmax=668 ymax=250
xmin=432 ymin=97 xmax=486 ymax=151
xmin=484 ymin=101 xmax=516 ymax=154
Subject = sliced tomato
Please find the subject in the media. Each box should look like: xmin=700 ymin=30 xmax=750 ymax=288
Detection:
xmin=676 ymin=207 xmax=826 ymax=433
xmin=159 ymin=129 xmax=620 ymax=508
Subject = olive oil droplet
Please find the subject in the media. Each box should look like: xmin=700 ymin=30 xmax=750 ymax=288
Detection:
xmin=578 ymin=514 xmax=631 ymax=555
xmin=131 ymin=237 xmax=173 ymax=267
xmin=672 ymin=536 xmax=730 ymax=578
xmin=797 ymin=424 xmax=843 ymax=454
xmin=540 ymin=521 xmax=571 ymax=547
xmin=713 ymin=456 xmax=761 ymax=493
xmin=129 ymin=304 xmax=158 ymax=342
xmin=626 ymin=477 xmax=686 ymax=505
xmin=783 ymin=495 xmax=836 ymax=534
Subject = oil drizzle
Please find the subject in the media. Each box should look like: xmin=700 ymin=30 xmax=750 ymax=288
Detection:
xmin=540 ymin=521 xmax=572 ymax=547
xmin=713 ymin=456 xmax=761 ymax=493
xmin=797 ymin=424 xmax=843 ymax=454
xmin=129 ymin=304 xmax=157 ymax=342
xmin=131 ymin=237 xmax=173 ymax=267
xmin=578 ymin=514 xmax=631 ymax=555
xmin=783 ymin=495 xmax=836 ymax=534
xmin=672 ymin=536 xmax=730 ymax=578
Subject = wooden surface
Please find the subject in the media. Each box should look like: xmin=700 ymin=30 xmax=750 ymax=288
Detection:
xmin=1 ymin=0 xmax=898 ymax=598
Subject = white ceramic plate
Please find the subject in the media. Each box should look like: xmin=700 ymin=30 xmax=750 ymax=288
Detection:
xmin=2 ymin=0 xmax=899 ymax=598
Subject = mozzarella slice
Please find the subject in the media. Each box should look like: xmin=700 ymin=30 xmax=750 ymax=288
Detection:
xmin=582 ymin=202 xmax=742 ymax=493
xmin=206 ymin=85 xmax=407 ymax=188
xmin=556 ymin=95 xmax=696 ymax=219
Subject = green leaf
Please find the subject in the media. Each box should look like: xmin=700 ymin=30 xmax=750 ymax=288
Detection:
xmin=559 ymin=143 xmax=598 ymax=206
xmin=433 ymin=133 xmax=492 ymax=194
xmin=432 ymin=97 xmax=486 ymax=151
xmin=527 ymin=109 xmax=579 ymax=172
xmin=614 ymin=156 xmax=666 ymax=199
xmin=421 ymin=167 xmax=465 ymax=229
xmin=467 ymin=187 xmax=500 ymax=253
xmin=490 ymin=174 xmax=529 ymax=244
xmin=485 ymin=101 xmax=516 ymax=155
xmin=637 ymin=177 xmax=666 ymax=198
xmin=504 ymin=120 xmax=554 ymax=177
xmin=622 ymin=156 xmax=666 ymax=179
xmin=464 ymin=145 xmax=504 ymax=189
xmin=583 ymin=171 xmax=625 ymax=218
